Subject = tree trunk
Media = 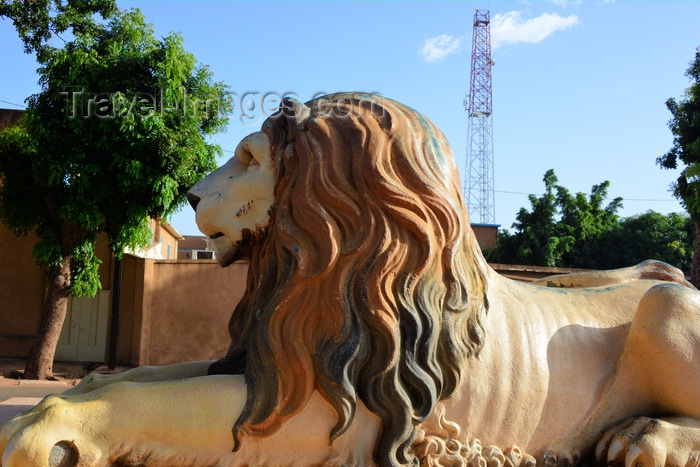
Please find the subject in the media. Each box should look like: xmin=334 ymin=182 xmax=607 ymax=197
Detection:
xmin=23 ymin=256 xmax=72 ymax=380
xmin=691 ymin=221 xmax=700 ymax=288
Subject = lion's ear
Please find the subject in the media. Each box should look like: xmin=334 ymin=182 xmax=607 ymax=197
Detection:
xmin=279 ymin=97 xmax=310 ymax=141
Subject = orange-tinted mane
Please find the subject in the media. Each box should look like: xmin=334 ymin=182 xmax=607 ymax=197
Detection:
xmin=212 ymin=93 xmax=489 ymax=466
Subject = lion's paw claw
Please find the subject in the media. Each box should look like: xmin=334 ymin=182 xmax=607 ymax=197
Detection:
xmin=536 ymin=447 xmax=580 ymax=467
xmin=596 ymin=416 xmax=700 ymax=467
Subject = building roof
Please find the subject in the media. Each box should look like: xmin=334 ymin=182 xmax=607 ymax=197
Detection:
xmin=161 ymin=221 xmax=184 ymax=241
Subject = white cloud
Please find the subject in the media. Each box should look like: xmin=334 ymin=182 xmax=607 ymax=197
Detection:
xmin=491 ymin=11 xmax=579 ymax=49
xmin=419 ymin=34 xmax=463 ymax=63
xmin=549 ymin=0 xmax=577 ymax=8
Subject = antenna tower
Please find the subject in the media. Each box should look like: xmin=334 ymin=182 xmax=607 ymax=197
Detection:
xmin=464 ymin=9 xmax=495 ymax=225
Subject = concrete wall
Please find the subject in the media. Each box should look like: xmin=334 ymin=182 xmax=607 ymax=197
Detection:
xmin=0 ymin=228 xmax=46 ymax=357
xmin=0 ymin=230 xmax=115 ymax=358
xmin=490 ymin=263 xmax=588 ymax=282
xmin=471 ymin=224 xmax=499 ymax=249
xmin=0 ymin=214 xmax=244 ymax=365
xmin=114 ymin=257 xmax=247 ymax=366
xmin=149 ymin=220 xmax=182 ymax=260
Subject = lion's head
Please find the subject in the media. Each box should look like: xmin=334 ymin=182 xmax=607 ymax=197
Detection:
xmin=189 ymin=93 xmax=489 ymax=466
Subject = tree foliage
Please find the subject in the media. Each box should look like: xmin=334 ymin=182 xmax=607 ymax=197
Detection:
xmin=1 ymin=1 xmax=225 ymax=291
xmin=0 ymin=0 xmax=226 ymax=378
xmin=658 ymin=48 xmax=700 ymax=217
xmin=485 ymin=170 xmax=621 ymax=268
xmin=483 ymin=170 xmax=693 ymax=271
xmin=508 ymin=169 xmax=568 ymax=267
xmin=0 ymin=0 xmax=118 ymax=61
xmin=600 ymin=212 xmax=694 ymax=271
xmin=556 ymin=178 xmax=622 ymax=268
xmin=657 ymin=47 xmax=700 ymax=285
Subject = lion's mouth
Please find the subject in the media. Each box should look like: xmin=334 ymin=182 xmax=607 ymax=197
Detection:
xmin=209 ymin=232 xmax=224 ymax=240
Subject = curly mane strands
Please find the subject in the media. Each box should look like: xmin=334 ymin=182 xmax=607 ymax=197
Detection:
xmin=215 ymin=93 xmax=489 ymax=466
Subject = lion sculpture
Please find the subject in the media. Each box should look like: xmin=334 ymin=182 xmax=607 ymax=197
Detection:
xmin=2 ymin=93 xmax=700 ymax=467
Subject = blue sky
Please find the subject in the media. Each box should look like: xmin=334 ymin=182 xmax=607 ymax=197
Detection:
xmin=1 ymin=1 xmax=698 ymax=236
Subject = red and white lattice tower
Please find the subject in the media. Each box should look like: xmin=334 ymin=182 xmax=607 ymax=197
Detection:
xmin=464 ymin=9 xmax=495 ymax=225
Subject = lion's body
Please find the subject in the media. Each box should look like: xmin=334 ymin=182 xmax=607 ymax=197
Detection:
xmin=425 ymin=275 xmax=654 ymax=455
xmin=2 ymin=94 xmax=700 ymax=467
xmin=417 ymin=271 xmax=700 ymax=465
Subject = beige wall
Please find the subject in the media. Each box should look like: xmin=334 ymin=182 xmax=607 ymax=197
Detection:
xmin=179 ymin=235 xmax=208 ymax=251
xmin=0 ymin=214 xmax=243 ymax=365
xmin=0 ymin=228 xmax=46 ymax=357
xmin=115 ymin=257 xmax=247 ymax=366
xmin=471 ymin=224 xmax=499 ymax=249
xmin=0 ymin=229 xmax=115 ymax=358
xmin=147 ymin=220 xmax=181 ymax=260
xmin=490 ymin=263 xmax=588 ymax=282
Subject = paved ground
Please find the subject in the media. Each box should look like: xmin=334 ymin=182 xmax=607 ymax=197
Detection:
xmin=0 ymin=359 xmax=85 ymax=387
xmin=0 ymin=359 xmax=132 ymax=426
xmin=0 ymin=385 xmax=67 ymax=402
xmin=0 ymin=358 xmax=132 ymax=400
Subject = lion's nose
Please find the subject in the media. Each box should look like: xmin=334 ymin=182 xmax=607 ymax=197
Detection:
xmin=187 ymin=192 xmax=201 ymax=211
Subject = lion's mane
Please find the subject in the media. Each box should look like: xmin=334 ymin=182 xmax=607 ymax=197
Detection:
xmin=209 ymin=93 xmax=489 ymax=466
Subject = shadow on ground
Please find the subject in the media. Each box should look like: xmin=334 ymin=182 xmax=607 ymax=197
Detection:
xmin=0 ymin=358 xmax=132 ymax=386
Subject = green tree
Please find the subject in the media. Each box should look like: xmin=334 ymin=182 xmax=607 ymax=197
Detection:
xmin=484 ymin=171 xmax=693 ymax=272
xmin=511 ymin=169 xmax=573 ymax=267
xmin=485 ymin=170 xmax=565 ymax=266
xmin=596 ymin=211 xmax=694 ymax=271
xmin=0 ymin=1 xmax=225 ymax=379
xmin=483 ymin=169 xmax=622 ymax=268
xmin=657 ymin=47 xmax=700 ymax=285
xmin=556 ymin=180 xmax=622 ymax=268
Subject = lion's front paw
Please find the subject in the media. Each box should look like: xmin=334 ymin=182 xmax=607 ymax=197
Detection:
xmin=595 ymin=416 xmax=700 ymax=467
xmin=1 ymin=395 xmax=107 ymax=467
xmin=4 ymin=439 xmax=83 ymax=467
